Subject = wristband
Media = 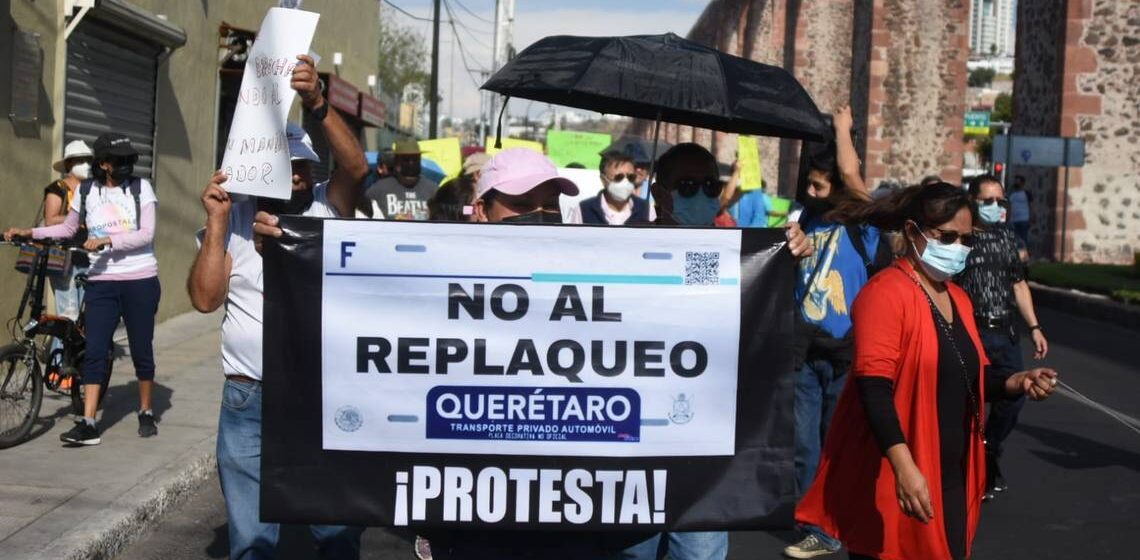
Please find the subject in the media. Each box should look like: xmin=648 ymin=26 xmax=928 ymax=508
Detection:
xmin=1028 ymin=325 xmax=1042 ymax=331
xmin=309 ymin=100 xmax=329 ymax=122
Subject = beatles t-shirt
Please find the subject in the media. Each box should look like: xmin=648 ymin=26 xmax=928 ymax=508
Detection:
xmin=365 ymin=176 xmax=438 ymax=221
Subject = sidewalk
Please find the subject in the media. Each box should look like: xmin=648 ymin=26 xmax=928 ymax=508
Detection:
xmin=0 ymin=310 xmax=223 ymax=560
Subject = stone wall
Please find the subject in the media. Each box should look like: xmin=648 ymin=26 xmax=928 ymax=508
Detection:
xmin=862 ymin=0 xmax=969 ymax=188
xmin=1065 ymin=0 xmax=1139 ymax=263
xmin=1011 ymin=0 xmax=1065 ymax=259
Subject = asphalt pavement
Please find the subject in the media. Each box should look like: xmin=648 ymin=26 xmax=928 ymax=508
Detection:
xmin=113 ymin=304 xmax=1140 ymax=559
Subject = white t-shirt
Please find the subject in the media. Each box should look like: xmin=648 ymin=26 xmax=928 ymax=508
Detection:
xmin=72 ymin=179 xmax=158 ymax=277
xmin=202 ymin=183 xmax=338 ymax=379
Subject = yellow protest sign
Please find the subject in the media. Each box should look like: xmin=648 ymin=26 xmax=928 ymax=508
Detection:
xmin=737 ymin=136 xmax=764 ymax=192
xmin=418 ymin=138 xmax=463 ymax=182
xmin=485 ymin=137 xmax=544 ymax=156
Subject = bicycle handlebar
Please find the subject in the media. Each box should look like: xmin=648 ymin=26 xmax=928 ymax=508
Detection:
xmin=0 ymin=239 xmax=103 ymax=256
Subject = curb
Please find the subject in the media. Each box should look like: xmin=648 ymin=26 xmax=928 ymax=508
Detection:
xmin=1029 ymin=281 xmax=1140 ymax=331
xmin=53 ymin=444 xmax=217 ymax=560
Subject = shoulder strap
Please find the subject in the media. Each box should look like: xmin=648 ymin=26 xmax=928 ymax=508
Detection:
xmin=845 ymin=222 xmax=871 ymax=268
xmin=78 ymin=179 xmax=93 ymax=228
xmin=128 ymin=177 xmax=142 ymax=230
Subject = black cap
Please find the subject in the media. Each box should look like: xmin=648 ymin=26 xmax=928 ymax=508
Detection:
xmin=93 ymin=133 xmax=138 ymax=160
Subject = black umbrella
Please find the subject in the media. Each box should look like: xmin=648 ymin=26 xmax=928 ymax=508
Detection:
xmin=483 ymin=32 xmax=830 ymax=153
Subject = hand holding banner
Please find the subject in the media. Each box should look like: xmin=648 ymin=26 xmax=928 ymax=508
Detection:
xmin=220 ymin=8 xmax=320 ymax=200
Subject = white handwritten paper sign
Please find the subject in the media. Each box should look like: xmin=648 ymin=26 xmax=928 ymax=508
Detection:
xmin=221 ymin=8 xmax=320 ymax=199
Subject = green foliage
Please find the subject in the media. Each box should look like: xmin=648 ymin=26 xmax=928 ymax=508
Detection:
xmin=968 ymin=67 xmax=996 ymax=88
xmin=992 ymin=93 xmax=1014 ymax=123
xmin=1029 ymin=262 xmax=1140 ymax=305
xmin=377 ymin=7 xmax=430 ymax=100
xmin=972 ymin=134 xmax=994 ymax=164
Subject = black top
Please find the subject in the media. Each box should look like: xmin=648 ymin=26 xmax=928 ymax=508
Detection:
xmin=365 ymin=176 xmax=439 ymax=221
xmin=956 ymin=225 xmax=1024 ymax=320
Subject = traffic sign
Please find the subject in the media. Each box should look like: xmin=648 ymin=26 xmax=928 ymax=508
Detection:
xmin=964 ymin=111 xmax=991 ymax=135
xmin=992 ymin=135 xmax=1085 ymax=167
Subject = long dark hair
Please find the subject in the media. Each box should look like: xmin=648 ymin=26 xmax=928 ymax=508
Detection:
xmin=428 ymin=175 xmax=476 ymax=222
xmin=853 ymin=182 xmax=978 ymax=232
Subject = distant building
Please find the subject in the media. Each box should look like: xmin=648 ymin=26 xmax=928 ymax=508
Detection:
xmin=970 ymin=0 xmax=1016 ymax=56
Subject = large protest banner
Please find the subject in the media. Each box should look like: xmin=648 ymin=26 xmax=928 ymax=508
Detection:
xmin=220 ymin=8 xmax=319 ymax=199
xmin=262 ymin=218 xmax=796 ymax=531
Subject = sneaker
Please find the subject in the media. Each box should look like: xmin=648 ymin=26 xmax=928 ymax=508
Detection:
xmin=138 ymin=411 xmax=158 ymax=438
xmin=784 ymin=535 xmax=840 ymax=559
xmin=414 ymin=535 xmax=432 ymax=560
xmin=60 ymin=420 xmax=101 ymax=445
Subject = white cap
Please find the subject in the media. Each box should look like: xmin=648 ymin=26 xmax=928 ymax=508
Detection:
xmin=53 ymin=140 xmax=93 ymax=172
xmin=287 ymin=122 xmax=321 ymax=163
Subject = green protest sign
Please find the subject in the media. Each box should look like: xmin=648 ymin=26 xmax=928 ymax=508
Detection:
xmin=546 ymin=130 xmax=612 ymax=169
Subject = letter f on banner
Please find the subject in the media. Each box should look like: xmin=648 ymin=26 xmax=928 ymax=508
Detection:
xmin=341 ymin=241 xmax=356 ymax=268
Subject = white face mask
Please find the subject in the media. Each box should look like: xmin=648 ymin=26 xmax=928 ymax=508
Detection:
xmin=69 ymin=163 xmax=91 ymax=180
xmin=606 ymin=179 xmax=635 ymax=203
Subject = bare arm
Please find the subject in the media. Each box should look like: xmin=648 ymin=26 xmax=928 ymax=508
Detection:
xmin=720 ymin=161 xmax=740 ymax=211
xmin=1013 ymin=280 xmax=1048 ymax=359
xmin=188 ymin=172 xmax=234 ymax=313
xmin=833 ymin=105 xmax=869 ymax=199
xmin=44 ymin=192 xmax=67 ymax=226
xmin=292 ymin=54 xmax=368 ymax=218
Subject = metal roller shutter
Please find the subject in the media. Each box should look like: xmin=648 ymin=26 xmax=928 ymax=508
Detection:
xmin=64 ymin=23 xmax=161 ymax=180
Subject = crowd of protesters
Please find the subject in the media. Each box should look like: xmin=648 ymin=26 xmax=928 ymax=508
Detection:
xmin=3 ymin=45 xmax=1064 ymax=559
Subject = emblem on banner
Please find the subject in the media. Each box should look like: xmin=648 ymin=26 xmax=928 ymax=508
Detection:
xmin=669 ymin=394 xmax=694 ymax=424
xmin=335 ymin=406 xmax=363 ymax=432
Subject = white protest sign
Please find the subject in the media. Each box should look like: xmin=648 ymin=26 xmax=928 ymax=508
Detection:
xmin=221 ymin=8 xmax=320 ymax=199
xmin=320 ymin=221 xmax=742 ymax=457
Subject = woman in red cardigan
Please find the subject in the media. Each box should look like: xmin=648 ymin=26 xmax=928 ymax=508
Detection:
xmin=795 ymin=183 xmax=1059 ymax=559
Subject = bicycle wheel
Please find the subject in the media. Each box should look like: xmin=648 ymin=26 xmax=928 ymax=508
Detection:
xmin=0 ymin=343 xmax=43 ymax=449
xmin=69 ymin=344 xmax=112 ymax=417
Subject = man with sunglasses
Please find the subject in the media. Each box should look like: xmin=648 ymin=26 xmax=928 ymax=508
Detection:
xmin=621 ymin=143 xmax=811 ymax=560
xmin=580 ymin=150 xmax=654 ymax=225
xmin=959 ymin=174 xmax=1048 ymax=502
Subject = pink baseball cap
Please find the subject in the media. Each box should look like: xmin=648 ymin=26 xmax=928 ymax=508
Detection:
xmin=476 ymin=148 xmax=579 ymax=199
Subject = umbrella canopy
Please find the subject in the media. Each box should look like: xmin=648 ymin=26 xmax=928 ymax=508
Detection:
xmin=421 ymin=158 xmax=447 ymax=184
xmin=604 ymin=136 xmax=674 ymax=165
xmin=483 ymin=33 xmax=830 ymax=142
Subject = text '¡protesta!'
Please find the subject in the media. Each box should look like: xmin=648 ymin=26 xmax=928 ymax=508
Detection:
xmin=393 ymin=466 xmax=667 ymax=526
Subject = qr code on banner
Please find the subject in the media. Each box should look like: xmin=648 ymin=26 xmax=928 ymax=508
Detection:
xmin=684 ymin=251 xmax=720 ymax=285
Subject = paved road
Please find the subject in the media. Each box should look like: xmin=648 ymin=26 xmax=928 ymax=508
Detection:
xmin=116 ymin=306 xmax=1139 ymax=559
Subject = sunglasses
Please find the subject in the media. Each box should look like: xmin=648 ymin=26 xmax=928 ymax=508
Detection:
xmin=607 ymin=173 xmax=638 ymax=183
xmin=675 ymin=177 xmax=722 ymax=198
xmin=977 ymin=197 xmax=1009 ymax=207
xmin=928 ymin=227 xmax=977 ymax=247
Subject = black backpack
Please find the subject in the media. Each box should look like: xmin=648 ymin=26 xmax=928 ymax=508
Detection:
xmin=77 ymin=177 xmax=143 ymax=237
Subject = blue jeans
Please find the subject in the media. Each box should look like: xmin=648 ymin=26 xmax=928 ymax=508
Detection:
xmin=980 ymin=328 xmax=1026 ymax=456
xmin=217 ymin=379 xmax=364 ymax=559
xmin=83 ymin=277 xmax=160 ymax=385
xmin=622 ymin=531 xmax=728 ymax=560
xmin=794 ymin=359 xmax=846 ymax=550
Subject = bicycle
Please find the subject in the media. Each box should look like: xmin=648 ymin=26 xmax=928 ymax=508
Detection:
xmin=0 ymin=238 xmax=110 ymax=448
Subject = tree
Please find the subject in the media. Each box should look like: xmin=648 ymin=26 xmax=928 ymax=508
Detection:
xmin=968 ymin=67 xmax=996 ymax=87
xmin=992 ymin=92 xmax=1013 ymax=123
xmin=376 ymin=7 xmax=430 ymax=101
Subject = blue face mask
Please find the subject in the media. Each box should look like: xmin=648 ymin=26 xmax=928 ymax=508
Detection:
xmin=671 ymin=192 xmax=720 ymax=225
xmin=911 ymin=232 xmax=972 ymax=281
xmin=978 ymin=202 xmax=1006 ymax=224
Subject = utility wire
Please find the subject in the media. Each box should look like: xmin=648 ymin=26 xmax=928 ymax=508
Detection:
xmin=381 ymin=0 xmax=449 ymax=24
xmin=452 ymin=0 xmax=494 ymax=25
xmin=442 ymin=0 xmax=489 ymax=89
xmin=445 ymin=0 xmax=492 ymax=48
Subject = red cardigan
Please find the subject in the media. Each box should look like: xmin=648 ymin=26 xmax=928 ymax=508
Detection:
xmin=795 ymin=259 xmax=989 ymax=560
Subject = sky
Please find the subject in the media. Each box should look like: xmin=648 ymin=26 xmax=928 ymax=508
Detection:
xmin=382 ymin=0 xmax=708 ymax=120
